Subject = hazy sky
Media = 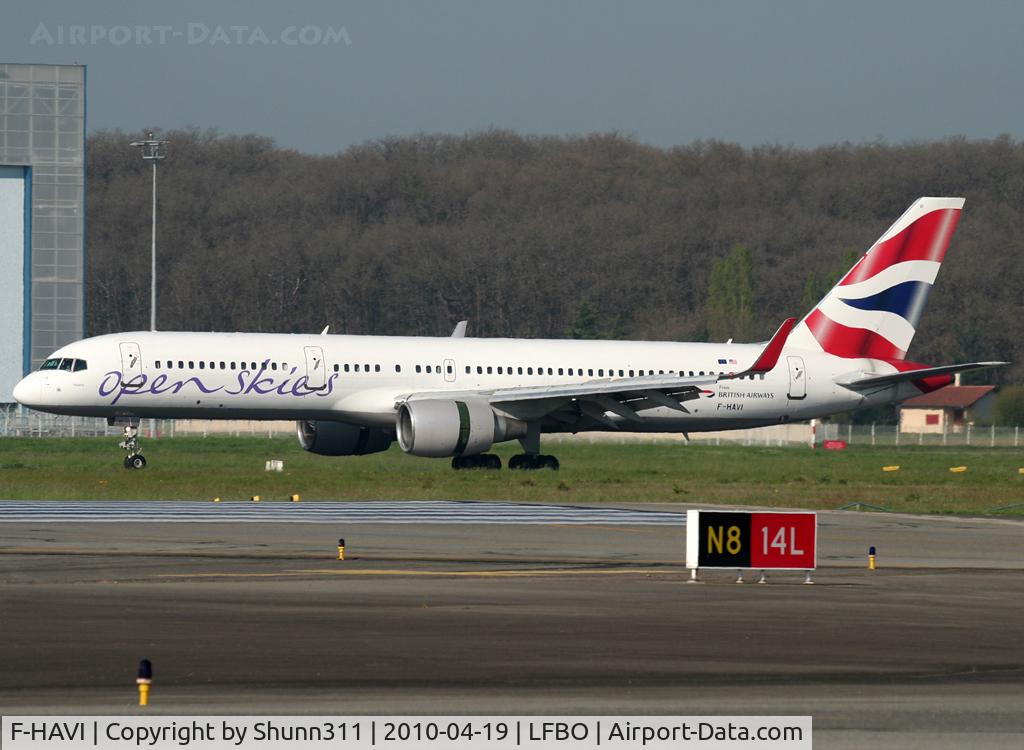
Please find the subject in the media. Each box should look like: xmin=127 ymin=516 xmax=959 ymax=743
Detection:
xmin=5 ymin=0 xmax=1024 ymax=153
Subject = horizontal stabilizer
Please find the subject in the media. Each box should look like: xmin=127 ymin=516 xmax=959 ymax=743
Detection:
xmin=837 ymin=361 xmax=1008 ymax=390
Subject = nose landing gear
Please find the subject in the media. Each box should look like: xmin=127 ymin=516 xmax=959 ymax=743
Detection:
xmin=118 ymin=424 xmax=147 ymax=470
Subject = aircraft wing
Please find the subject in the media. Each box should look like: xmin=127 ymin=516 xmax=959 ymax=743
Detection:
xmin=399 ymin=318 xmax=797 ymax=427
xmin=836 ymin=361 xmax=1008 ymax=391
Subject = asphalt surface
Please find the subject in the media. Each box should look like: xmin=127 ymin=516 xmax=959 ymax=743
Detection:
xmin=1 ymin=504 xmax=1022 ymax=749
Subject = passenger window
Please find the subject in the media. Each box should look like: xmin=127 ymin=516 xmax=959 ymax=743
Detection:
xmin=375 ymin=365 xmax=381 ymax=373
xmin=558 ymin=368 xmax=564 ymax=376
xmin=395 ymin=365 xmax=402 ymax=373
xmin=230 ymin=362 xmax=236 ymax=370
xmin=547 ymin=367 xmax=553 ymax=375
xmin=618 ymin=370 xmax=624 ymax=377
xmin=477 ymin=366 xmax=483 ymax=374
xmin=497 ymin=366 xmax=503 ymax=374
xmin=179 ymin=361 xmax=185 ymax=369
xmin=219 ymin=362 xmax=225 ymax=370
xmin=517 ymin=367 xmax=523 ymax=375
xmin=333 ymin=364 xmax=339 ymax=372
xmin=588 ymin=369 xmax=594 ymax=376
xmin=344 ymin=364 xmax=350 ymax=372
xmin=199 ymin=361 xmax=206 ymax=370
xmin=271 ymin=362 xmax=278 ymax=371
xmin=251 ymin=362 xmax=257 ymax=370
xmin=189 ymin=361 xmax=195 ymax=369
xmin=465 ymin=366 xmax=471 ymax=374
xmin=426 ymin=365 xmax=432 ymax=374
xmin=527 ymin=367 xmax=533 ymax=375
xmin=155 ymin=361 xmax=161 ymax=369
xmin=73 ymin=359 xmax=87 ymax=372
xmin=486 ymin=366 xmax=492 ymax=374
xmin=355 ymin=364 xmax=361 ymax=372
xmin=365 ymin=364 xmax=370 ymax=372
xmin=415 ymin=365 xmax=422 ymax=373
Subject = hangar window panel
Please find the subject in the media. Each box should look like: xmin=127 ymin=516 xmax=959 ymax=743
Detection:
xmin=33 ymin=115 xmax=56 ymax=133
xmin=56 ymin=298 xmax=78 ymax=316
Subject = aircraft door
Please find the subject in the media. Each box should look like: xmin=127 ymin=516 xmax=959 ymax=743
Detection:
xmin=119 ymin=342 xmax=143 ymax=387
xmin=304 ymin=346 xmax=326 ymax=390
xmin=443 ymin=358 xmax=456 ymax=383
xmin=787 ymin=355 xmax=807 ymax=400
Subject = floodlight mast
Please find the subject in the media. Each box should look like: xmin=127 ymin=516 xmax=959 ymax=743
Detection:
xmin=129 ymin=132 xmax=167 ymax=332
xmin=129 ymin=132 xmax=167 ymax=442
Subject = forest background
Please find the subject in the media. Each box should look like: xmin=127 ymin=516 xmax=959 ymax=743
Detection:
xmin=84 ymin=129 xmax=1024 ymax=421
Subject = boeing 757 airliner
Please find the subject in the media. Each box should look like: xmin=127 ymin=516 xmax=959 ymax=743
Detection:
xmin=13 ymin=197 xmax=1005 ymax=470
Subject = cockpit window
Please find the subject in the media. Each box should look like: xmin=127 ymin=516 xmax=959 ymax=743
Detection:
xmin=38 ymin=357 xmax=87 ymax=371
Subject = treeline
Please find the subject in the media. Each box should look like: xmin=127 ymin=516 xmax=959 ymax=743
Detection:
xmin=86 ymin=129 xmax=1024 ymax=382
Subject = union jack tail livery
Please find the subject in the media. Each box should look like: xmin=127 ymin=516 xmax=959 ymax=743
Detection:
xmin=788 ymin=197 xmax=964 ymax=361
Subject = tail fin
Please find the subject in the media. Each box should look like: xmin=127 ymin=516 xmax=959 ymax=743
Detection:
xmin=787 ymin=197 xmax=965 ymax=360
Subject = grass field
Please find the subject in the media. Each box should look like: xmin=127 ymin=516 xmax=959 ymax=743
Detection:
xmin=1 ymin=436 xmax=1022 ymax=515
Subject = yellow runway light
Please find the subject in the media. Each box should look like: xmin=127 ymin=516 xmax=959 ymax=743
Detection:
xmin=882 ymin=465 xmax=900 ymax=472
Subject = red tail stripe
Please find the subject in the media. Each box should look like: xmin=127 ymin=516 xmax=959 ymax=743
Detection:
xmin=839 ymin=208 xmax=961 ymax=286
xmin=805 ymin=309 xmax=907 ymax=360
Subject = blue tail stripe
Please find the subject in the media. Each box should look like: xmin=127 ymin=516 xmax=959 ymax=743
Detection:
xmin=839 ymin=280 xmax=933 ymax=326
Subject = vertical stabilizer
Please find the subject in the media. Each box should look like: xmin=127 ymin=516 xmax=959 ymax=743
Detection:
xmin=787 ymin=197 xmax=964 ymax=360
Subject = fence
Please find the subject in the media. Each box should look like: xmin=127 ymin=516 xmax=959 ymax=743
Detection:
xmin=2 ymin=409 xmax=1020 ymax=448
xmin=0 ymin=411 xmax=294 ymax=439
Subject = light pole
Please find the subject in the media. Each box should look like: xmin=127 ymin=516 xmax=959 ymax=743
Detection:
xmin=130 ymin=132 xmax=167 ymax=442
xmin=129 ymin=132 xmax=167 ymax=331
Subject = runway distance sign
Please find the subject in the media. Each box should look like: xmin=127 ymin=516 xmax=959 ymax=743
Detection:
xmin=685 ymin=510 xmax=817 ymax=570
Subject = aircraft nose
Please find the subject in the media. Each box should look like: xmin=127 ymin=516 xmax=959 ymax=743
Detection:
xmin=12 ymin=375 xmax=39 ymax=407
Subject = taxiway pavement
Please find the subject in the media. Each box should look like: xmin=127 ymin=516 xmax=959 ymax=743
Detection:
xmin=1 ymin=502 xmax=1022 ymax=749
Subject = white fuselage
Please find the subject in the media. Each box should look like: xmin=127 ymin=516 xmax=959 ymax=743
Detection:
xmin=12 ymin=331 xmax=897 ymax=434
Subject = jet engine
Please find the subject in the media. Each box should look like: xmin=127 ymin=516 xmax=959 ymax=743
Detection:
xmin=396 ymin=399 xmax=526 ymax=457
xmin=296 ymin=420 xmax=393 ymax=456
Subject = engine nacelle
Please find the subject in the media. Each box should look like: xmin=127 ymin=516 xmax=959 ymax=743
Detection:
xmin=396 ymin=399 xmax=525 ymax=457
xmin=296 ymin=420 xmax=393 ymax=456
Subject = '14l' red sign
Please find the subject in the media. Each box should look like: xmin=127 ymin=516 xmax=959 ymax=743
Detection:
xmin=690 ymin=511 xmax=817 ymax=570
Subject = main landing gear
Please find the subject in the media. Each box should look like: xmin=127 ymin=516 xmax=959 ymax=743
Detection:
xmin=507 ymin=423 xmax=558 ymax=470
xmin=508 ymin=454 xmax=559 ymax=471
xmin=451 ymin=454 xmax=502 ymax=470
xmin=119 ymin=424 xmax=147 ymax=470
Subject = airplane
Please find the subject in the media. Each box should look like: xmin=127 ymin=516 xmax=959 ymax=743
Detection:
xmin=13 ymin=197 xmax=1005 ymax=471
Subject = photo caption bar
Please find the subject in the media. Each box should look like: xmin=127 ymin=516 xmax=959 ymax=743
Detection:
xmin=2 ymin=716 xmax=810 ymax=749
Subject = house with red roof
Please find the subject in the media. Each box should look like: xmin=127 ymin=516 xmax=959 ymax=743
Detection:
xmin=898 ymin=384 xmax=997 ymax=434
